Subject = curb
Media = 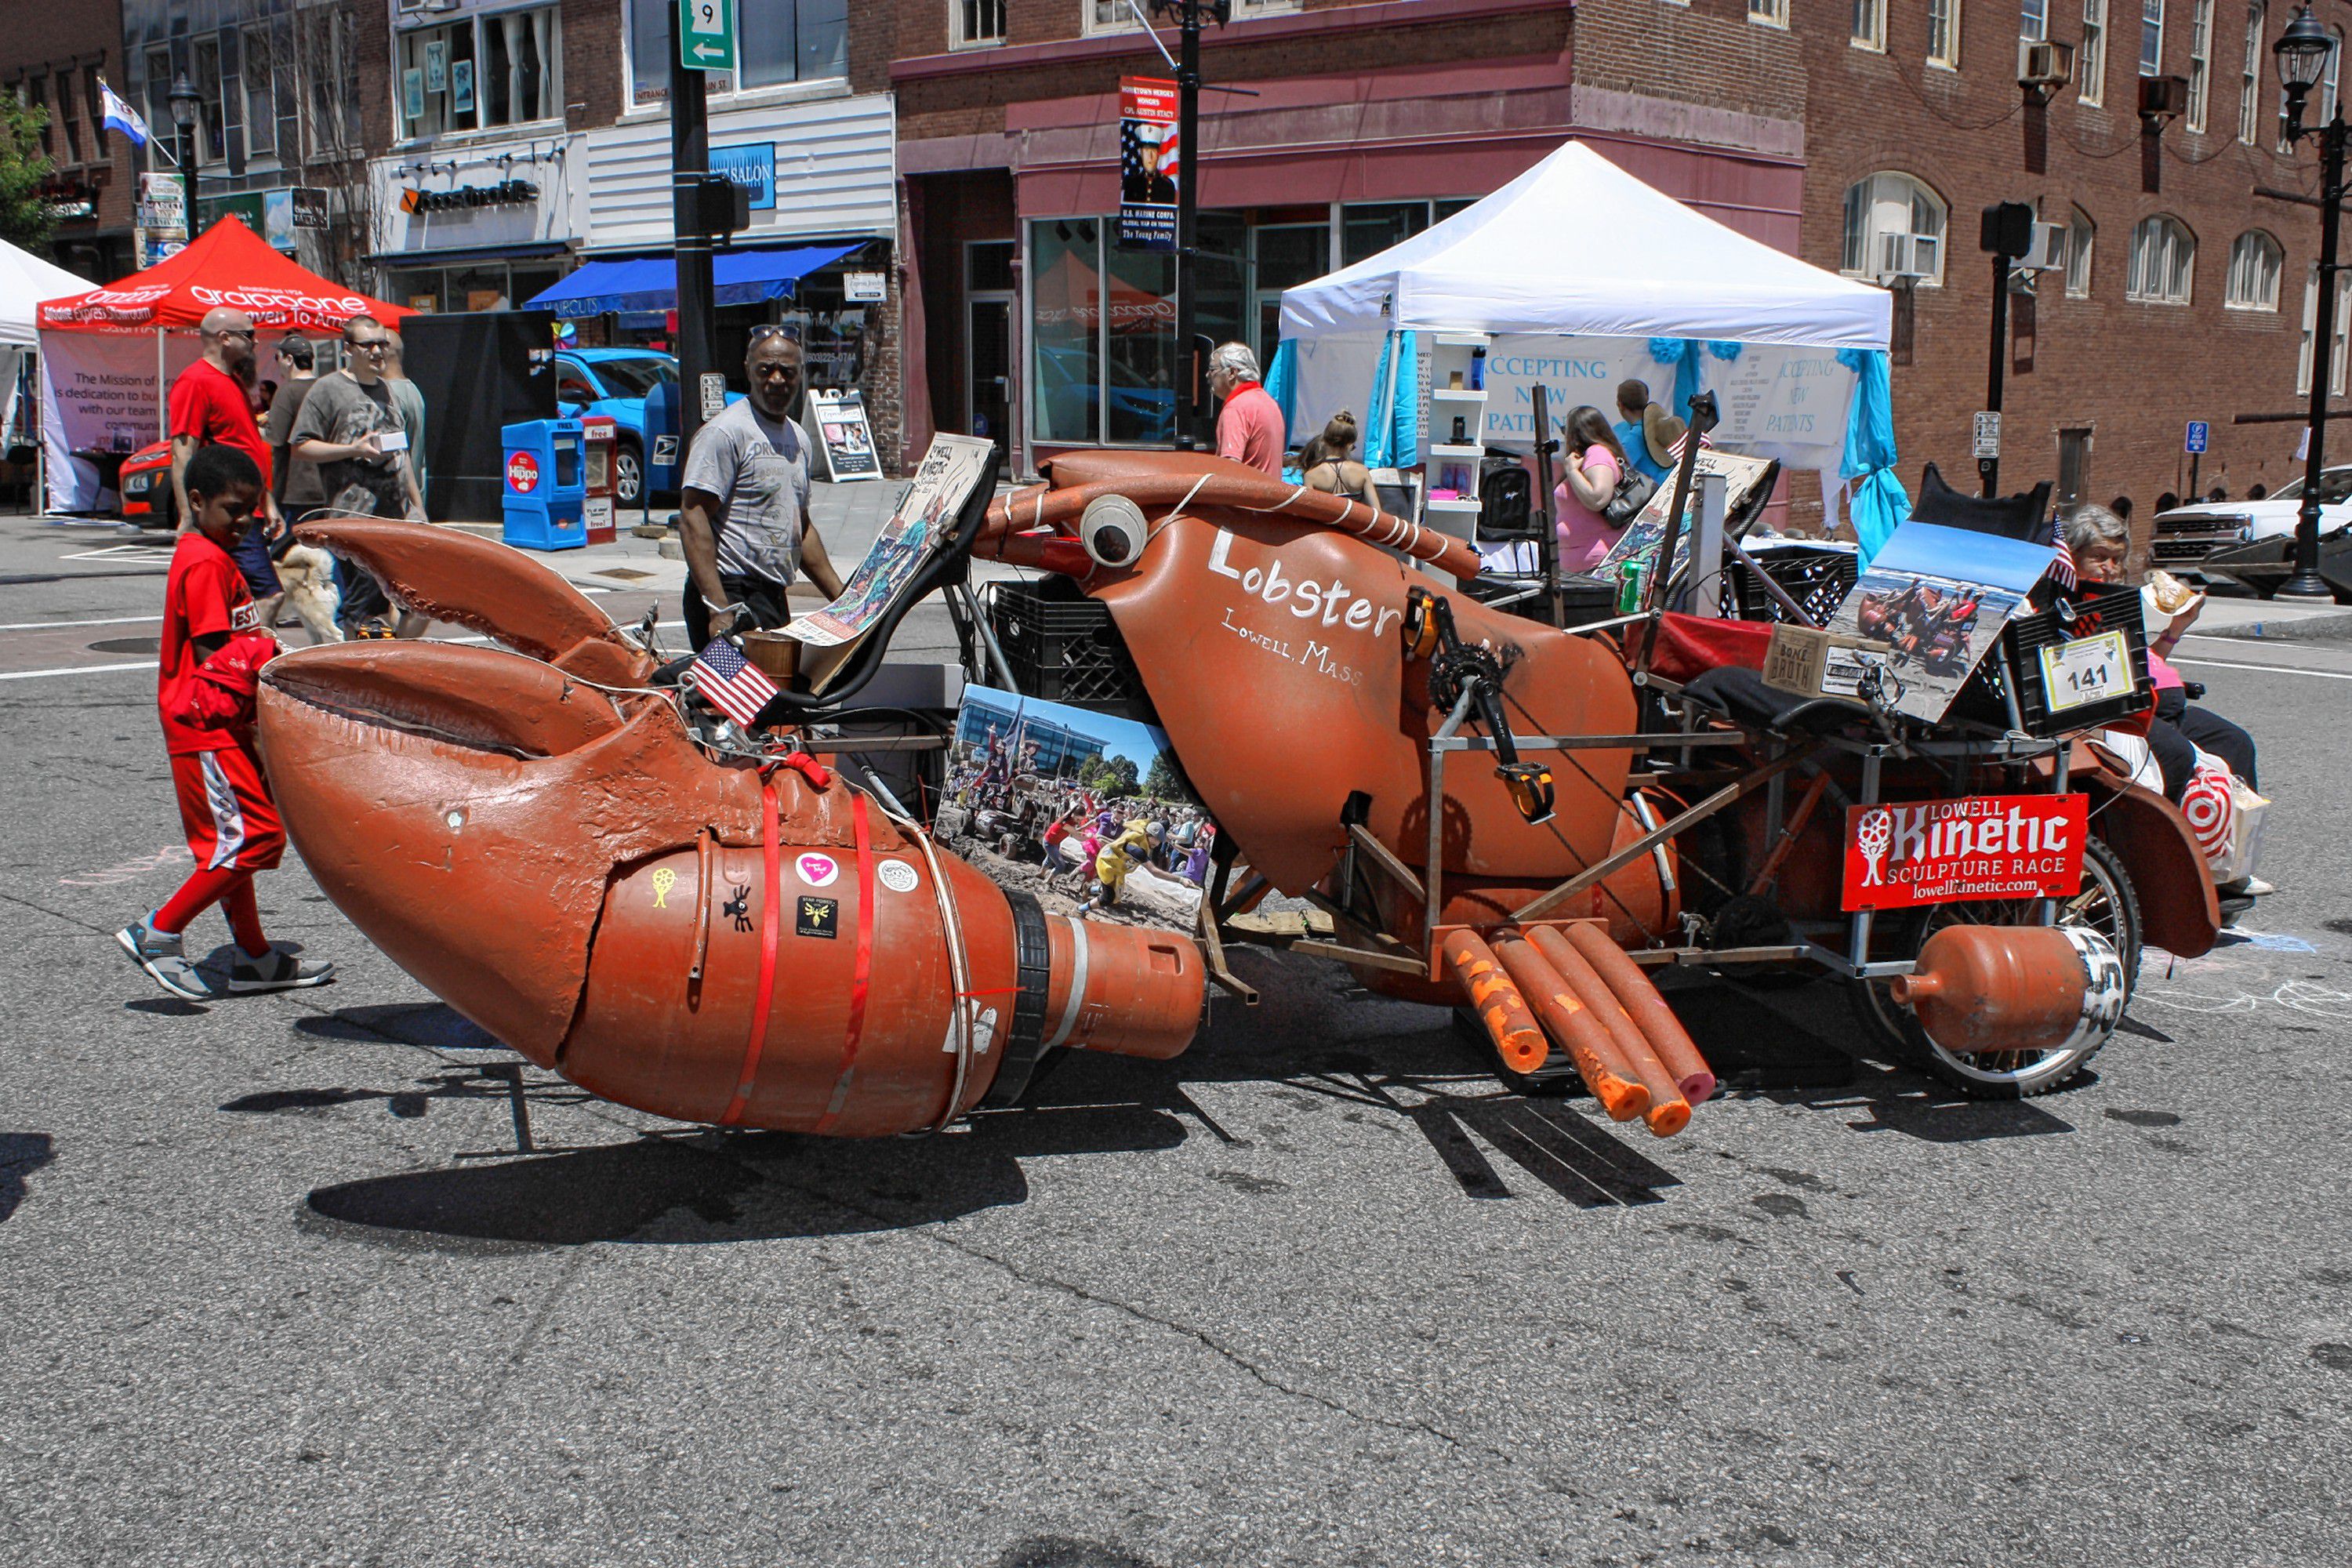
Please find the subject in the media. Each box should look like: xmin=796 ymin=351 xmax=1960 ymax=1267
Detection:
xmin=2194 ymin=610 xmax=2352 ymax=643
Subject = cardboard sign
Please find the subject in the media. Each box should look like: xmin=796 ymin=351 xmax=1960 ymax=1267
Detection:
xmin=1762 ymin=624 xmax=1884 ymax=700
xmin=1842 ymin=793 xmax=2087 ymax=911
xmin=808 ymin=387 xmax=880 ymax=481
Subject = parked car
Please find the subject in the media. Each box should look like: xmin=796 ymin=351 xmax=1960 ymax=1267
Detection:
xmin=556 ymin=348 xmax=745 ymax=506
xmin=2151 ymin=466 xmax=2352 ymax=578
xmin=118 ymin=439 xmax=175 ymax=528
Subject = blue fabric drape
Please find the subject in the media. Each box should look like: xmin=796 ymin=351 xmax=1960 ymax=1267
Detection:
xmin=1265 ymin=339 xmax=1298 ymax=431
xmin=1392 ymin=331 xmax=1421 ymax=467
xmin=1835 ymin=347 xmax=1910 ymax=564
xmin=1363 ymin=334 xmax=1397 ymax=469
xmin=1646 ymin=337 xmax=1702 ymax=421
xmin=1360 ymin=331 xmax=1421 ymax=468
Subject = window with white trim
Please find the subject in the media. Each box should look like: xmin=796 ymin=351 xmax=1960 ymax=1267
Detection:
xmin=627 ymin=0 xmax=848 ymax=102
xmin=2187 ymin=0 xmax=2212 ymax=129
xmin=241 ymin=26 xmax=276 ymax=158
xmin=2241 ymin=2 xmax=2266 ymax=143
xmin=1749 ymin=0 xmax=1791 ymax=27
xmin=398 ymin=6 xmax=562 ymax=138
xmin=2226 ymin=230 xmax=2282 ymax=310
xmin=2300 ymin=267 xmax=2351 ymax=394
xmin=2066 ymin=208 xmax=2096 ymax=296
xmin=951 ymin=0 xmax=1007 ymax=47
xmin=2082 ymin=0 xmax=2107 ymax=103
xmin=1853 ymin=0 xmax=1886 ymax=49
xmin=2140 ymin=0 xmax=2164 ymax=74
xmin=2126 ymin=215 xmax=2194 ymax=303
xmin=1842 ymin=172 xmax=1947 ymax=285
xmin=1085 ymin=0 xmax=1143 ymax=34
xmin=1929 ymin=0 xmax=1962 ymax=66
xmin=2023 ymin=0 xmax=2048 ymax=41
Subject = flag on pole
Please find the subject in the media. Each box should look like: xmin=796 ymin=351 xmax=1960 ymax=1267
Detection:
xmin=690 ymin=636 xmax=779 ymax=728
xmin=97 ymin=78 xmax=150 ymax=147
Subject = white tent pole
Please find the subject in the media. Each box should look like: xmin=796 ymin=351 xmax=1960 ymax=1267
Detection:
xmin=155 ymin=328 xmax=165 ymax=442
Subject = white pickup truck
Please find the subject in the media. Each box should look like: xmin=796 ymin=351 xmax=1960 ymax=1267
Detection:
xmin=2151 ymin=466 xmax=2352 ymax=578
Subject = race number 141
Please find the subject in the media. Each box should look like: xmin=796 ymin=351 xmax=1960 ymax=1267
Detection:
xmin=2038 ymin=629 xmax=2130 ymax=713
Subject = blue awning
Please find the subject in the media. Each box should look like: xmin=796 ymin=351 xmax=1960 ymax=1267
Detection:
xmin=522 ymin=243 xmax=864 ymax=318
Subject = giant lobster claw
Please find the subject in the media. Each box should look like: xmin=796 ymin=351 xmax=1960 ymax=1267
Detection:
xmin=290 ymin=516 xmax=655 ymax=686
xmin=256 ymin=640 xmax=1203 ymax=1136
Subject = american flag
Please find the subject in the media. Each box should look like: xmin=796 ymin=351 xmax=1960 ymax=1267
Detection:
xmin=691 ymin=636 xmax=779 ymax=728
xmin=2047 ymin=538 xmax=2078 ymax=590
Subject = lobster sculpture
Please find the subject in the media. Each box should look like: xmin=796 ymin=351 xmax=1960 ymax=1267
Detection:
xmin=258 ymin=451 xmax=2216 ymax=1143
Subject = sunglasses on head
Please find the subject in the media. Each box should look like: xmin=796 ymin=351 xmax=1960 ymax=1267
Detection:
xmin=748 ymin=325 xmax=800 ymax=345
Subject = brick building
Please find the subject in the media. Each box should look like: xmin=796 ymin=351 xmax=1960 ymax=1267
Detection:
xmin=2 ymin=0 xmax=140 ymax=282
xmin=891 ymin=0 xmax=1813 ymax=477
xmin=1794 ymin=0 xmax=2339 ymax=527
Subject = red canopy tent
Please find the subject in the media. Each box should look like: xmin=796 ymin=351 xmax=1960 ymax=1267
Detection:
xmin=37 ymin=216 xmax=409 ymax=333
xmin=36 ymin=217 xmax=414 ymax=512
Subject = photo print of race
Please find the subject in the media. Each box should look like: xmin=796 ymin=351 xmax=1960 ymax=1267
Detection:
xmin=1822 ymin=519 xmax=2053 ymax=723
xmin=937 ymin=684 xmax=1214 ymax=929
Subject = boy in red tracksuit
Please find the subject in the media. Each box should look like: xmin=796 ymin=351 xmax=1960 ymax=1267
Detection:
xmin=117 ymin=445 xmax=333 ymax=1000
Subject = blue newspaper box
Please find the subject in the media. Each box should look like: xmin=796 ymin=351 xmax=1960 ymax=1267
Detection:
xmin=501 ymin=418 xmax=586 ymax=550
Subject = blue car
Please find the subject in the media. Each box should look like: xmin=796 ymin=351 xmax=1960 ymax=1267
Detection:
xmin=556 ymin=348 xmax=742 ymax=505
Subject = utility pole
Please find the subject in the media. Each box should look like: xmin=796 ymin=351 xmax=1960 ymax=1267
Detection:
xmin=1172 ymin=0 xmax=1203 ymax=450
xmin=1976 ymin=201 xmax=2034 ymax=498
xmin=670 ymin=25 xmax=720 ymax=462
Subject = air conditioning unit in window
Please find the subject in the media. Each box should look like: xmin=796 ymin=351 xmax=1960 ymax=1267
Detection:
xmin=1878 ymin=232 xmax=1931 ymax=282
xmin=2139 ymin=73 xmax=2190 ymax=123
xmin=2018 ymin=39 xmax=2075 ymax=89
xmin=2020 ymin=220 xmax=2068 ymax=271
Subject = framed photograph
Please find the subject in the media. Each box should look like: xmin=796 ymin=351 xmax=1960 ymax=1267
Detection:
xmin=424 ymin=40 xmax=447 ymax=94
xmin=451 ymin=60 xmax=475 ymax=114
xmin=401 ymin=68 xmax=425 ymax=124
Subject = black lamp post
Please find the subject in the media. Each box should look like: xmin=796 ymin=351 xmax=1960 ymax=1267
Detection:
xmin=2275 ymin=5 xmax=2342 ymax=601
xmin=167 ymin=70 xmax=200 ymax=242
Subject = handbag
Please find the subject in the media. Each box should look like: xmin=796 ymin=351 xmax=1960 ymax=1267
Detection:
xmin=1601 ymin=465 xmax=1656 ymax=527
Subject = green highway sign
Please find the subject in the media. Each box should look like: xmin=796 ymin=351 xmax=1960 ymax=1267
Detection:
xmin=678 ymin=0 xmax=737 ymax=73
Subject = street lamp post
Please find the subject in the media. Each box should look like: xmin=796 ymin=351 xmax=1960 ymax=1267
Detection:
xmin=2275 ymin=5 xmax=2343 ymax=602
xmin=167 ymin=71 xmax=200 ymax=242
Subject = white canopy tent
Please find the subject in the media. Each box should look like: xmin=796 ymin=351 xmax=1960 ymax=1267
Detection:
xmin=1271 ymin=140 xmax=1902 ymax=544
xmin=0 ymin=241 xmax=92 ymax=501
xmin=1278 ymin=140 xmax=1889 ymax=350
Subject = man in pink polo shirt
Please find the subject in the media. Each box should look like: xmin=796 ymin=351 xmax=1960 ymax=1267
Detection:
xmin=1208 ymin=342 xmax=1286 ymax=477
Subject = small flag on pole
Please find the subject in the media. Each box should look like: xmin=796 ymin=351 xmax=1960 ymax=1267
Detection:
xmin=690 ymin=636 xmax=779 ymax=728
xmin=97 ymin=78 xmax=150 ymax=147
xmin=2047 ymin=539 xmax=2078 ymax=590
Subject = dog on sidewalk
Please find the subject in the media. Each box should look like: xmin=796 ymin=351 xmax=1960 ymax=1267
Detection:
xmin=272 ymin=542 xmax=343 ymax=644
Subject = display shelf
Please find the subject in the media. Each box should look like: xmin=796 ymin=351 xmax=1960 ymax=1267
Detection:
xmin=1425 ymin=497 xmax=1485 ymax=514
xmin=1429 ymin=387 xmax=1487 ymax=402
xmin=1431 ymin=332 xmax=1492 ymax=348
xmin=1426 ymin=442 xmax=1485 ymax=459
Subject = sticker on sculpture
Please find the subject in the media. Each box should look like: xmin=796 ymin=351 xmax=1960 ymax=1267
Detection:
xmin=876 ymin=859 xmax=920 ymax=894
xmin=796 ymin=852 xmax=839 ymax=888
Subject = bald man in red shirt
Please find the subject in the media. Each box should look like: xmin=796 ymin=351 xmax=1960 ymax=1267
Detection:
xmin=1209 ymin=341 xmax=1287 ymax=478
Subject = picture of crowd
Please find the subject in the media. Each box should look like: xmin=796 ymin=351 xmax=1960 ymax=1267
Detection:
xmin=1852 ymin=576 xmax=1988 ymax=678
xmin=940 ymin=687 xmax=1217 ymax=927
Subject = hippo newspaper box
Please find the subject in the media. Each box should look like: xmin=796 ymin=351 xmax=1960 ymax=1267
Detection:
xmin=1763 ymin=519 xmax=2052 ymax=723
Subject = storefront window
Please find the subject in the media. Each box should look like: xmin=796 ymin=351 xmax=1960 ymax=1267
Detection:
xmin=1342 ymin=202 xmax=1427 ymax=267
xmin=1031 ymin=220 xmax=1103 ymax=445
xmin=1251 ymin=223 xmax=1330 ymax=365
xmin=1103 ymin=244 xmax=1178 ymax=444
xmin=629 ymin=0 xmax=848 ymax=102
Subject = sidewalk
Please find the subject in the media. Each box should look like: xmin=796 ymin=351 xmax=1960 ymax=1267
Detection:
xmin=2185 ymin=594 xmax=2352 ymax=642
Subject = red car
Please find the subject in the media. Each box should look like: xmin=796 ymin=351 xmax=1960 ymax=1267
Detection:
xmin=117 ymin=438 xmax=176 ymax=528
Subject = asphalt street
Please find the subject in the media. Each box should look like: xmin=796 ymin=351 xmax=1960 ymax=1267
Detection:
xmin=2 ymin=506 xmax=2348 ymax=1568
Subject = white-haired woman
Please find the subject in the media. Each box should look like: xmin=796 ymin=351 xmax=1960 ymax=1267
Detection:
xmin=2062 ymin=504 xmax=2259 ymax=809
xmin=1207 ymin=342 xmax=1285 ymax=477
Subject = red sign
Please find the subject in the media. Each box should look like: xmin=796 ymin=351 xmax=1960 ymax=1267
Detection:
xmin=506 ymin=451 xmax=539 ymax=493
xmin=1842 ymin=793 xmax=2087 ymax=911
xmin=1118 ymin=76 xmax=1180 ymax=252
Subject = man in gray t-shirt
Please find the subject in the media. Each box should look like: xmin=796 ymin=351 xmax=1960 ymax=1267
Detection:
xmin=678 ymin=332 xmax=847 ymax=647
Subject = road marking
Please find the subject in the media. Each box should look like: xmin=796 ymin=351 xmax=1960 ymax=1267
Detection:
xmin=0 ymin=622 xmax=691 ymax=681
xmin=2170 ymin=655 xmax=2352 ymax=681
xmin=0 ymin=614 xmax=163 ymax=632
xmin=0 ymin=660 xmax=158 ymax=681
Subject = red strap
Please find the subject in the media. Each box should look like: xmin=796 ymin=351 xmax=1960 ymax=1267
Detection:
xmin=719 ymin=782 xmax=782 ymax=1126
xmin=815 ymin=795 xmax=877 ymax=1132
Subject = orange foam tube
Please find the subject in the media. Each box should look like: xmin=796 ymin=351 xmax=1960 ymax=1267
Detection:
xmin=1515 ymin=930 xmax=1686 ymax=1135
xmin=1442 ymin=931 xmax=1548 ymax=1075
xmin=1563 ymin=921 xmax=1719 ymax=1105
xmin=1490 ymin=935 xmax=1656 ymax=1126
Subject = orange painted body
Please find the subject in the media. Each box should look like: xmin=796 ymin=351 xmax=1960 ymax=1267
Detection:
xmin=1889 ymin=925 xmax=2099 ymax=1053
xmin=1443 ymin=931 xmax=1548 ymax=1074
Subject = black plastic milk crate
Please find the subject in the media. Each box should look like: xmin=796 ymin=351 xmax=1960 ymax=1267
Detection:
xmin=1721 ymin=545 xmax=1858 ymax=626
xmin=1958 ymin=583 xmax=2151 ymax=735
xmin=985 ymin=577 xmax=1151 ymax=713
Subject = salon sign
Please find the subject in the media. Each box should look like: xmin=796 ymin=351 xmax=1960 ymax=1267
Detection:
xmin=1841 ymin=793 xmax=2086 ymax=911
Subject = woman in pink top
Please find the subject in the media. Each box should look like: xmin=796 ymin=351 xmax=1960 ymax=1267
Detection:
xmin=1551 ymin=405 xmax=1634 ymax=572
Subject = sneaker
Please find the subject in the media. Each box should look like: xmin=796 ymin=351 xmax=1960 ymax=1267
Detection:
xmin=116 ymin=920 xmax=210 ymax=1001
xmin=226 ymin=947 xmax=336 ymax=994
xmin=2243 ymin=875 xmax=2276 ymax=897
